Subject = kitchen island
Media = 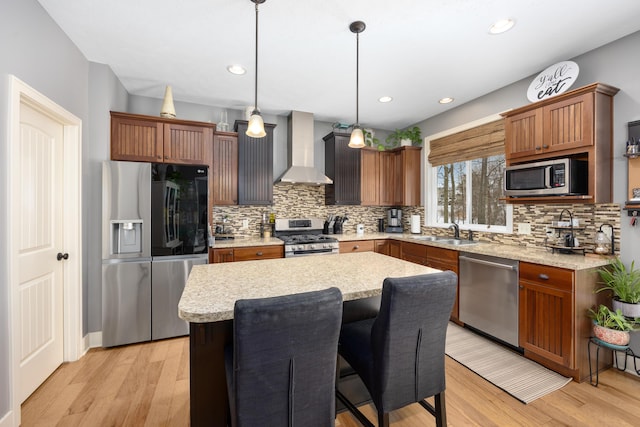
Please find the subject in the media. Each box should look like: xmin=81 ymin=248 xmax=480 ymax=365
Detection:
xmin=179 ymin=252 xmax=440 ymax=427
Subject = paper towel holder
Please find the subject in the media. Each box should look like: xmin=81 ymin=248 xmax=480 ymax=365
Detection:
xmin=410 ymin=215 xmax=421 ymax=234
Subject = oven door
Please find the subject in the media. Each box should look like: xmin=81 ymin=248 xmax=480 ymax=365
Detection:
xmin=284 ymin=246 xmax=338 ymax=258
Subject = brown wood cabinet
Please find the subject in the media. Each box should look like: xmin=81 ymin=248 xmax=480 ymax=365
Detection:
xmin=518 ymin=261 xmax=607 ymax=381
xmin=339 ymin=240 xmax=375 ymax=253
xmin=210 ymin=245 xmax=284 ymax=263
xmin=374 ymin=239 xmax=401 ymax=258
xmin=360 ymin=148 xmax=380 ymax=206
xmin=371 ymin=147 xmax=421 ymax=207
xmin=400 ymin=241 xmax=427 ymax=265
xmin=211 ymin=132 xmax=238 ymax=205
xmin=503 ymin=83 xmax=619 ymax=204
xmin=425 ymin=247 xmax=459 ymax=322
xmin=110 ymin=111 xmax=213 ymax=164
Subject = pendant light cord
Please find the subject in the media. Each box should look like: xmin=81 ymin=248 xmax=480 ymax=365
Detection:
xmin=355 ymin=30 xmax=359 ymax=127
xmin=254 ymin=1 xmax=259 ymax=114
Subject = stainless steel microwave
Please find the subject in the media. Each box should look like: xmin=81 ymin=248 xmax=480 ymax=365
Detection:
xmin=504 ymin=158 xmax=588 ymax=197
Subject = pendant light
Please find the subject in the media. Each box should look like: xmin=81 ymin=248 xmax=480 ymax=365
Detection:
xmin=247 ymin=0 xmax=266 ymax=138
xmin=348 ymin=21 xmax=366 ymax=148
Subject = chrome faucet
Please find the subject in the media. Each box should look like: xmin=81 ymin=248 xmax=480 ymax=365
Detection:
xmin=449 ymin=223 xmax=460 ymax=239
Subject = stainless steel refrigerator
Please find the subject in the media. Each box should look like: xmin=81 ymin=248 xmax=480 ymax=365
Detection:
xmin=102 ymin=161 xmax=208 ymax=347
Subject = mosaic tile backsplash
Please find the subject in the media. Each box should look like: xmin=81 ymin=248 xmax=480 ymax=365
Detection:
xmin=212 ymin=185 xmax=620 ymax=254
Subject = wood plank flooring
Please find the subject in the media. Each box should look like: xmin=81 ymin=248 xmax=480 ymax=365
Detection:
xmin=22 ymin=337 xmax=640 ymax=426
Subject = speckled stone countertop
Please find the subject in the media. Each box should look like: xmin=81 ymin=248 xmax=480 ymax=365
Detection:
xmin=209 ymin=232 xmax=610 ymax=271
xmin=179 ymin=252 xmax=439 ymax=323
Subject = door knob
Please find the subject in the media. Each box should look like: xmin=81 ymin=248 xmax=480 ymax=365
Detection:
xmin=57 ymin=252 xmax=69 ymax=261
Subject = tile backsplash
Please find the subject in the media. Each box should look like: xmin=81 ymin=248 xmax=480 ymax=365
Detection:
xmin=212 ymin=185 xmax=620 ymax=254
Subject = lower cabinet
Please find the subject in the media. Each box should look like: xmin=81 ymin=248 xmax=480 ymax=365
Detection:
xmin=425 ymin=247 xmax=460 ymax=323
xmin=374 ymin=239 xmax=401 ymax=258
xmin=339 ymin=240 xmax=375 ymax=253
xmin=518 ymin=262 xmax=574 ymax=371
xmin=210 ymin=245 xmax=284 ymax=263
xmin=400 ymin=241 xmax=427 ymax=265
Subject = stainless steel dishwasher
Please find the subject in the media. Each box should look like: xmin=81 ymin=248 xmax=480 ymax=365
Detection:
xmin=459 ymin=252 xmax=520 ymax=347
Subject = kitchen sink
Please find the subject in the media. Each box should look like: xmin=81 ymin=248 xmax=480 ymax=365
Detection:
xmin=410 ymin=235 xmax=441 ymax=241
xmin=440 ymin=239 xmax=479 ymax=246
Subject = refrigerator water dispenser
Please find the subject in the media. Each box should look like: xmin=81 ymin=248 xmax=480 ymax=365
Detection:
xmin=111 ymin=220 xmax=143 ymax=254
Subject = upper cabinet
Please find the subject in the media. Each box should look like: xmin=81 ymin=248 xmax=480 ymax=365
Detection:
xmin=503 ymin=83 xmax=619 ymax=204
xmin=111 ymin=111 xmax=214 ymax=165
xmin=234 ymin=120 xmax=276 ymax=205
xmin=324 ymin=132 xmax=361 ymax=205
xmin=324 ymin=131 xmax=421 ymax=206
xmin=211 ymin=131 xmax=238 ymax=205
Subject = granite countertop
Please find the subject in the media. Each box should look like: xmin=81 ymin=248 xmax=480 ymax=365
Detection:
xmin=179 ymin=252 xmax=440 ymax=323
xmin=207 ymin=232 xmax=610 ymax=271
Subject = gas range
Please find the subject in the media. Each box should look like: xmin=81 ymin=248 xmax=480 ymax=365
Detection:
xmin=275 ymin=218 xmax=339 ymax=258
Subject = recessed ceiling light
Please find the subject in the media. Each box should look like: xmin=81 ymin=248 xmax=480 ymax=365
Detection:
xmin=227 ymin=65 xmax=246 ymax=75
xmin=439 ymin=97 xmax=454 ymax=104
xmin=378 ymin=96 xmax=393 ymax=103
xmin=489 ymin=18 xmax=515 ymax=35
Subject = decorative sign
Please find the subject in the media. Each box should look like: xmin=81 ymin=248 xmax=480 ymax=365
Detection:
xmin=527 ymin=61 xmax=579 ymax=102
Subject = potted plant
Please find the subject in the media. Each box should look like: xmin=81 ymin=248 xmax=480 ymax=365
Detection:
xmin=386 ymin=126 xmax=422 ymax=148
xmin=588 ymin=304 xmax=635 ymax=346
xmin=363 ymin=128 xmax=384 ymax=151
xmin=595 ymin=258 xmax=640 ymax=318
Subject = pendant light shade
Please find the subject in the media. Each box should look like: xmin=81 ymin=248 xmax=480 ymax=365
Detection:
xmin=247 ymin=0 xmax=266 ymax=138
xmin=348 ymin=21 xmax=366 ymax=149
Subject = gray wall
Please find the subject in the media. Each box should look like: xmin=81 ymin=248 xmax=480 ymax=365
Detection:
xmin=0 ymin=0 xmax=90 ymax=419
xmin=413 ymin=31 xmax=640 ymax=266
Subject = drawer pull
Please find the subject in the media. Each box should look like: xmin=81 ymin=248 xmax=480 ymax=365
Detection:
xmin=256 ymin=251 xmax=263 ymax=256
xmin=354 ymin=245 xmax=359 ymax=250
xmin=539 ymin=273 xmax=549 ymax=280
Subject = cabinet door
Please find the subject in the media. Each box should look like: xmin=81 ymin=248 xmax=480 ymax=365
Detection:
xmin=389 ymin=240 xmax=401 ymax=258
xmin=211 ymin=248 xmax=234 ymax=263
xmin=111 ymin=114 xmax=164 ymax=162
xmin=360 ymin=148 xmax=380 ymax=206
xmin=212 ymin=132 xmax=238 ymax=205
xmin=399 ymin=147 xmax=421 ymax=206
xmin=519 ymin=263 xmax=574 ymax=368
xmin=379 ymin=152 xmax=396 ymax=206
xmin=339 ymin=240 xmax=374 ymax=253
xmin=324 ymin=132 xmax=360 ymax=205
xmin=543 ymin=92 xmax=594 ymax=154
xmin=235 ymin=121 xmax=275 ymax=205
xmin=234 ymin=245 xmax=283 ymax=261
xmin=426 ymin=247 xmax=459 ymax=321
xmin=163 ymin=123 xmax=211 ymax=164
xmin=374 ymin=240 xmax=389 ymax=255
xmin=505 ymin=109 xmax=543 ymax=160
xmin=400 ymin=241 xmax=427 ymax=265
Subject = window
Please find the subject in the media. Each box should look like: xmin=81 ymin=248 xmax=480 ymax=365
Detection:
xmin=425 ymin=116 xmax=512 ymax=233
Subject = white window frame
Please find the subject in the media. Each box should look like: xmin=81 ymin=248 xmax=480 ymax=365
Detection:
xmin=423 ymin=113 xmax=513 ymax=234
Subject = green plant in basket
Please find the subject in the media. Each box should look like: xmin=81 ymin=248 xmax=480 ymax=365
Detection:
xmin=386 ymin=126 xmax=422 ymax=147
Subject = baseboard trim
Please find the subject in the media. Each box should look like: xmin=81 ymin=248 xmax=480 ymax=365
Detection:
xmin=83 ymin=331 xmax=102 ymax=352
xmin=0 ymin=409 xmax=15 ymax=427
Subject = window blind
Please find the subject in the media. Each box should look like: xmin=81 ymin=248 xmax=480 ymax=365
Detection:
xmin=428 ymin=119 xmax=505 ymax=166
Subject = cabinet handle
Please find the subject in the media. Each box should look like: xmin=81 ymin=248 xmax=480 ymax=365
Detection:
xmin=354 ymin=245 xmax=359 ymax=250
xmin=256 ymin=251 xmax=263 ymax=256
xmin=519 ymin=285 xmax=524 ymax=289
xmin=542 ymin=144 xmax=549 ymax=149
xmin=539 ymin=273 xmax=549 ymax=280
xmin=535 ymin=146 xmax=542 ymax=150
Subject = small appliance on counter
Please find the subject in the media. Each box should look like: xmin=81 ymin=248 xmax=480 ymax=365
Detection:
xmin=377 ymin=218 xmax=385 ymax=232
xmin=386 ymin=208 xmax=403 ymax=233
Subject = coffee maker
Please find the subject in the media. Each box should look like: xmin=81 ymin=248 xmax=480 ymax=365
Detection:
xmin=386 ymin=208 xmax=403 ymax=233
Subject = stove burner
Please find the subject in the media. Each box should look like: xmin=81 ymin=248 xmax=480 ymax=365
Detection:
xmin=280 ymin=234 xmax=338 ymax=244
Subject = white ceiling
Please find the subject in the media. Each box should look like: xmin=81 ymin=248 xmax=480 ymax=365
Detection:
xmin=38 ymin=0 xmax=640 ymax=130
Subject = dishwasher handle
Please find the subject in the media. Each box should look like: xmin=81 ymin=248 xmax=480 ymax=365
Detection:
xmin=459 ymin=255 xmax=517 ymax=271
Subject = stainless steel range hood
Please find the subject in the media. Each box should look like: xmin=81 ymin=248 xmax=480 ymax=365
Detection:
xmin=276 ymin=111 xmax=333 ymax=185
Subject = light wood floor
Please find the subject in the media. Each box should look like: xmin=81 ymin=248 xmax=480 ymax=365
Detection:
xmin=22 ymin=337 xmax=640 ymax=426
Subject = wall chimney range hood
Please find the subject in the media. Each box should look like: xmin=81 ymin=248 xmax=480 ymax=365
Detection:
xmin=276 ymin=111 xmax=332 ymax=185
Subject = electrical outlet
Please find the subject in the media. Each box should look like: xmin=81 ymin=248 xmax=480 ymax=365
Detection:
xmin=545 ymin=227 xmax=554 ymax=237
xmin=241 ymin=219 xmax=249 ymax=229
xmin=518 ymin=223 xmax=531 ymax=235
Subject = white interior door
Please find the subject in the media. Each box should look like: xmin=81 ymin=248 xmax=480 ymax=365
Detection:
xmin=16 ymin=102 xmax=65 ymax=403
